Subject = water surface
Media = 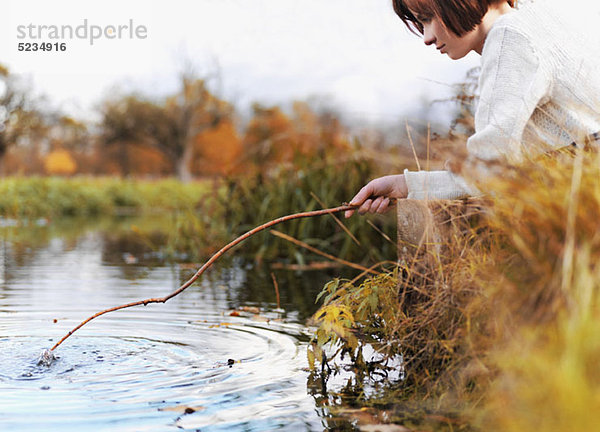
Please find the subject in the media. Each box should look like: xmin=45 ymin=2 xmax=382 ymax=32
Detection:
xmin=0 ymin=217 xmax=345 ymax=431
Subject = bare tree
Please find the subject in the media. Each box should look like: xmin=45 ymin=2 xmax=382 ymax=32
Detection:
xmin=0 ymin=65 xmax=47 ymax=175
xmin=99 ymin=71 xmax=232 ymax=181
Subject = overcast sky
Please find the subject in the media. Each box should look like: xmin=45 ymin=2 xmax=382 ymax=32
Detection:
xmin=1 ymin=0 xmax=598 ymax=126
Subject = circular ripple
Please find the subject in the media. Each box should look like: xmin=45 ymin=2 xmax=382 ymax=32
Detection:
xmin=0 ymin=234 xmax=322 ymax=431
xmin=0 ymin=316 xmax=319 ymax=432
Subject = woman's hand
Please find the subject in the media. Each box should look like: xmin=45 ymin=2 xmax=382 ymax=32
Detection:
xmin=344 ymin=174 xmax=408 ymax=218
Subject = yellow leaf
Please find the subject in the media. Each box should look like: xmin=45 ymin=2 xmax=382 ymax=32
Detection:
xmin=307 ymin=347 xmax=316 ymax=370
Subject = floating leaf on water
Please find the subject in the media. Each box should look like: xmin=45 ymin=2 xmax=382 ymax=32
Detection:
xmin=209 ymin=322 xmax=233 ymax=328
xmin=159 ymin=404 xmax=205 ymax=414
xmin=238 ymin=306 xmax=260 ymax=314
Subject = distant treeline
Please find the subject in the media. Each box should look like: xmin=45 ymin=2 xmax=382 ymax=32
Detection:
xmin=0 ymin=64 xmax=405 ymax=180
xmin=0 ymin=63 xmax=475 ymax=180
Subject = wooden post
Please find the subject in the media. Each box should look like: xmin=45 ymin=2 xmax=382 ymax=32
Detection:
xmin=397 ymin=199 xmax=482 ymax=265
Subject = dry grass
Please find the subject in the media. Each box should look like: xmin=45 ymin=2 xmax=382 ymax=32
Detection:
xmin=473 ymin=149 xmax=600 ymax=430
xmin=309 ymin=147 xmax=600 ymax=430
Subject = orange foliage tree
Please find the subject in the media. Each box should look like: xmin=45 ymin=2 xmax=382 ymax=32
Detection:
xmin=44 ymin=149 xmax=77 ymax=176
xmin=242 ymin=101 xmax=350 ymax=175
xmin=193 ymin=119 xmax=242 ymax=177
xmin=242 ymin=104 xmax=296 ymax=171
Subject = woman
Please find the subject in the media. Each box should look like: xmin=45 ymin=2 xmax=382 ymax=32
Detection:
xmin=345 ymin=0 xmax=600 ymax=218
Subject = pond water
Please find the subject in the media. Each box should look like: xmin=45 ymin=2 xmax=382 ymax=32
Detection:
xmin=0 ymin=216 xmax=353 ymax=431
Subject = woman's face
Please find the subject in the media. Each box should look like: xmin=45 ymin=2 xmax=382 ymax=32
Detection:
xmin=414 ymin=13 xmax=485 ymax=60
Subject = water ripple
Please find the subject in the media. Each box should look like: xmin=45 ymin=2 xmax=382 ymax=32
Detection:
xmin=0 ymin=315 xmax=320 ymax=431
xmin=0 ymin=229 xmax=327 ymax=431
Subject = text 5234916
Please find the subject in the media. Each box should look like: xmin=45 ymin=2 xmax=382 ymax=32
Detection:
xmin=18 ymin=42 xmax=67 ymax=52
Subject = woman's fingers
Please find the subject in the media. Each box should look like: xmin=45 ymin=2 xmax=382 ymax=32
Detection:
xmin=375 ymin=197 xmax=390 ymax=214
xmin=345 ymin=195 xmax=396 ymax=218
xmin=345 ymin=184 xmax=374 ymax=218
xmin=344 ymin=175 xmax=406 ymax=218
xmin=360 ymin=197 xmax=392 ymax=215
xmin=350 ymin=184 xmax=375 ymax=206
xmin=368 ymin=196 xmax=384 ymax=214
xmin=358 ymin=198 xmax=373 ymax=215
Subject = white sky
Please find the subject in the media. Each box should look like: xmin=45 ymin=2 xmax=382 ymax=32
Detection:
xmin=0 ymin=0 xmax=598 ymax=126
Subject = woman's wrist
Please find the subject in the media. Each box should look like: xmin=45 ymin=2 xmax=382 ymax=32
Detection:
xmin=394 ymin=174 xmax=408 ymax=198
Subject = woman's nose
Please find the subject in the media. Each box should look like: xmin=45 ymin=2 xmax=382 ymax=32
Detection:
xmin=423 ymin=26 xmax=436 ymax=46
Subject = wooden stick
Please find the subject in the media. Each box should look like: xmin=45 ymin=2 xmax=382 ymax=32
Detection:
xmin=269 ymin=229 xmax=379 ymax=275
xmin=270 ymin=272 xmax=281 ymax=309
xmin=49 ymin=204 xmax=357 ymax=352
xmin=310 ymin=191 xmax=361 ymax=246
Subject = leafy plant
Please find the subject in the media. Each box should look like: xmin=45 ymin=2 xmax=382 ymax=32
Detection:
xmin=308 ymin=271 xmax=402 ymax=377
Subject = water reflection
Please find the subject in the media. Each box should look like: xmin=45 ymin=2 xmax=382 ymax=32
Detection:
xmin=0 ymin=215 xmax=357 ymax=431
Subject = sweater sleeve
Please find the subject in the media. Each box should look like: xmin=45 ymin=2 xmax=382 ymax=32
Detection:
xmin=404 ymin=25 xmax=552 ymax=200
xmin=404 ymin=169 xmax=477 ymax=200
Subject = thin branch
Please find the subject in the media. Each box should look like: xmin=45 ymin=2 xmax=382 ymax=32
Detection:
xmin=310 ymin=191 xmax=361 ymax=246
xmin=366 ymin=220 xmax=395 ymax=245
xmin=269 ymin=229 xmax=378 ymax=275
xmin=406 ymin=121 xmax=421 ymax=171
xmin=270 ymin=272 xmax=281 ymax=310
xmin=349 ymin=261 xmax=398 ymax=285
xmin=49 ymin=204 xmax=357 ymax=352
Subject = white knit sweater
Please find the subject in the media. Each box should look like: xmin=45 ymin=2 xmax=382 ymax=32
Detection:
xmin=404 ymin=1 xmax=600 ymax=200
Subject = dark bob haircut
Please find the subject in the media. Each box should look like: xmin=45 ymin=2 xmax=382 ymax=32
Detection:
xmin=392 ymin=0 xmax=515 ymax=37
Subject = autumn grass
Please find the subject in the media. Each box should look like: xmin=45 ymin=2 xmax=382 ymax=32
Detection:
xmin=473 ymin=150 xmax=600 ymax=431
xmin=309 ymin=149 xmax=600 ymax=430
xmin=0 ymin=176 xmax=213 ymax=218
xmin=171 ymin=152 xmax=399 ymax=263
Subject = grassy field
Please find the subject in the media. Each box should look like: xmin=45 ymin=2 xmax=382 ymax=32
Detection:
xmin=0 ymin=177 xmax=214 ymax=218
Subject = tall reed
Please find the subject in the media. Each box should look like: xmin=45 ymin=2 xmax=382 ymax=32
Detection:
xmin=309 ymin=149 xmax=600 ymax=430
xmin=173 ymin=152 xmax=399 ymax=263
